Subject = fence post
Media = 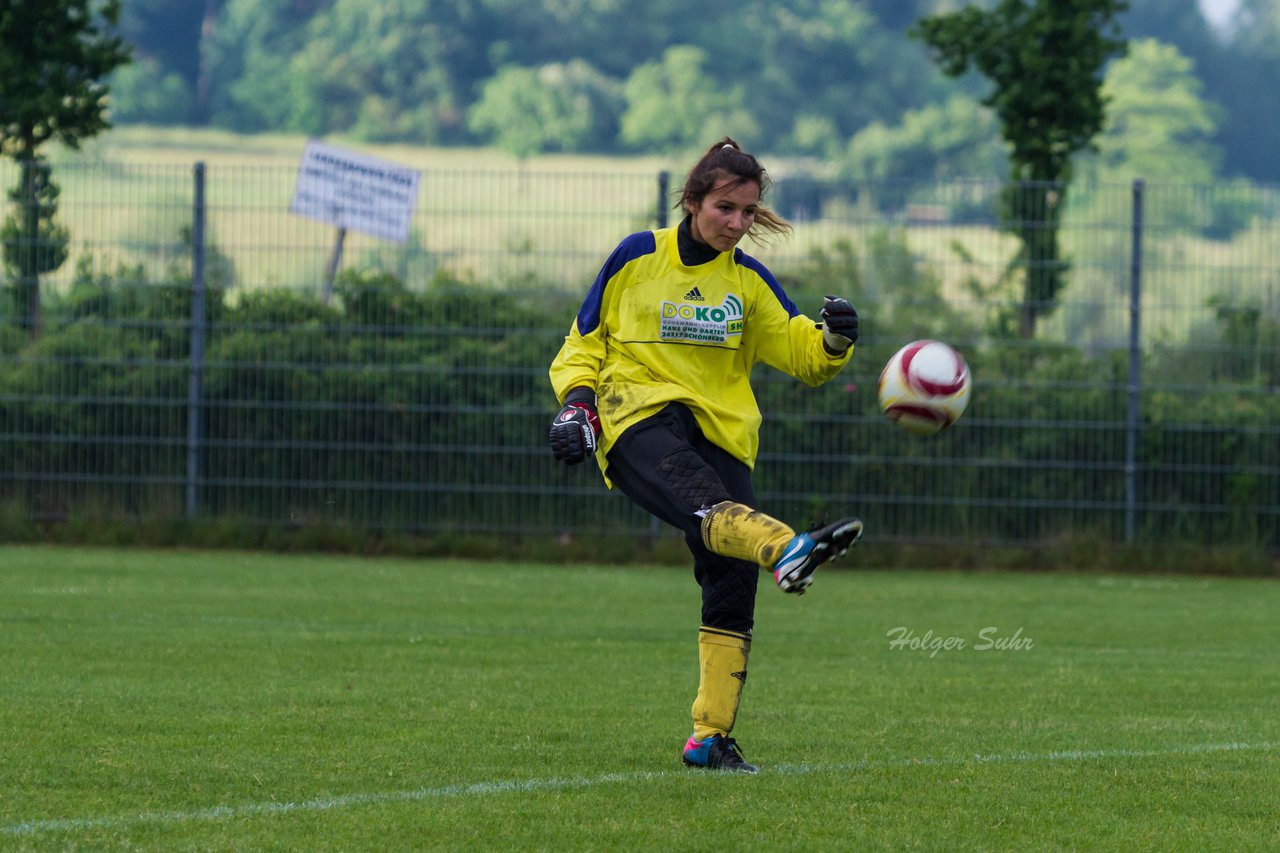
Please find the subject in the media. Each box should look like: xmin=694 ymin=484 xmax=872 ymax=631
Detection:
xmin=322 ymin=226 xmax=347 ymax=305
xmin=1125 ymin=179 xmax=1144 ymax=544
xmin=657 ymin=171 xmax=670 ymax=228
xmin=186 ymin=162 xmax=207 ymax=520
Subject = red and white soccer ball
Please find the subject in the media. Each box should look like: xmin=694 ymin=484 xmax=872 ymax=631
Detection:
xmin=877 ymin=340 xmax=971 ymax=437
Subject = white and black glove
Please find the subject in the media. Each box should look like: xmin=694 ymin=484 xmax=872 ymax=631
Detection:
xmin=549 ymin=388 xmax=601 ymax=465
xmin=820 ymin=295 xmax=858 ymax=355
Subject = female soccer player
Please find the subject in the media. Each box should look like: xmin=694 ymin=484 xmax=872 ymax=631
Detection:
xmin=548 ymin=138 xmax=863 ymax=774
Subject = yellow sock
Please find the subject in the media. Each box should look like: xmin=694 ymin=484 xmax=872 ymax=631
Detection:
xmin=700 ymin=501 xmax=796 ymax=568
xmin=691 ymin=626 xmax=752 ymax=740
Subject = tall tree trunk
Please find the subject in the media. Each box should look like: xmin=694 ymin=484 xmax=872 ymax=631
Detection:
xmin=19 ymin=161 xmax=41 ymax=340
xmin=1010 ymin=182 xmax=1066 ymax=340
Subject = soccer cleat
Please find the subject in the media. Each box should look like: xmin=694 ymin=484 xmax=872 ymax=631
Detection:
xmin=772 ymin=517 xmax=864 ymax=594
xmin=682 ymin=734 xmax=759 ymax=774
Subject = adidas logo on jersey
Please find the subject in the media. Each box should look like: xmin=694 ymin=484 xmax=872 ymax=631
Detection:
xmin=683 ymin=286 xmax=705 ymax=301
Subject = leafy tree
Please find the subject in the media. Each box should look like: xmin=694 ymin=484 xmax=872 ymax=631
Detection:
xmin=0 ymin=0 xmax=131 ymax=336
xmin=1116 ymin=0 xmax=1280 ymax=182
xmin=788 ymin=115 xmax=845 ymax=161
xmin=911 ymin=0 xmax=1128 ymax=339
xmin=1071 ymin=39 xmax=1247 ymax=242
xmin=479 ymin=0 xmax=681 ymax=75
xmin=620 ymin=46 xmax=758 ymax=152
xmin=1205 ymin=293 xmax=1280 ymax=386
xmin=839 ymin=94 xmax=1006 ymax=218
xmin=117 ymin=0 xmax=204 ymax=96
xmin=1091 ymin=39 xmax=1220 ymax=184
xmin=109 ymin=58 xmax=194 ymax=125
xmin=204 ymin=0 xmax=323 ymax=132
xmin=844 ymin=94 xmax=1006 ymax=183
xmin=468 ymin=61 xmax=622 ymax=157
xmin=616 ymin=0 xmax=942 ymax=155
xmin=74 ymin=0 xmax=1280 ymax=181
xmin=271 ymin=0 xmax=497 ymax=143
xmin=1 ymin=163 xmax=69 ymax=319
xmin=111 ymin=0 xmax=223 ymax=124
xmin=735 ymin=0 xmax=942 ymax=154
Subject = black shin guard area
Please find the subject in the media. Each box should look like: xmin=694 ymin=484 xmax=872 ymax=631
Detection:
xmin=659 ymin=447 xmax=729 ymax=513
xmin=695 ymin=553 xmax=759 ymax=634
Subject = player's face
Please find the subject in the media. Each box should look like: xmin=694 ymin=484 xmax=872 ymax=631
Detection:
xmin=689 ymin=178 xmax=760 ymax=253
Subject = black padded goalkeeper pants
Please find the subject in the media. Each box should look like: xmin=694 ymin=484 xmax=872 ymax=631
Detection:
xmin=605 ymin=403 xmax=759 ymax=635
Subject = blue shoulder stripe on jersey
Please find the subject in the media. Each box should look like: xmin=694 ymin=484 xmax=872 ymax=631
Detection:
xmin=735 ymin=249 xmax=799 ymax=318
xmin=576 ymin=231 xmax=658 ymax=334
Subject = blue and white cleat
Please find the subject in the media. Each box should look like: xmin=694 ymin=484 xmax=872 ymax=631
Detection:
xmin=772 ymin=517 xmax=864 ymax=594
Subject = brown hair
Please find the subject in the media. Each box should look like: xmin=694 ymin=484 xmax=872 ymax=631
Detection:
xmin=676 ymin=137 xmax=792 ymax=241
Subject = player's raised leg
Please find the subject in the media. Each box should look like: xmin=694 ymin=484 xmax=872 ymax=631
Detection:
xmin=698 ymin=501 xmax=863 ymax=594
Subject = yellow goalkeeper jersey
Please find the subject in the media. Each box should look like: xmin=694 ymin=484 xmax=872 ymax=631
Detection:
xmin=549 ymin=225 xmax=852 ymax=484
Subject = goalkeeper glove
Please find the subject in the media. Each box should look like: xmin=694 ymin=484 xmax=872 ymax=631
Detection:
xmin=549 ymin=389 xmax=601 ymax=465
xmin=820 ymin=295 xmax=858 ymax=355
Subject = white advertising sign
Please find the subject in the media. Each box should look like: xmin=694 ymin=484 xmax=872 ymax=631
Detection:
xmin=290 ymin=140 xmax=421 ymax=243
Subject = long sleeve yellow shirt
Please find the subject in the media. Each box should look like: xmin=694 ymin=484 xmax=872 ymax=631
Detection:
xmin=549 ymin=226 xmax=852 ymax=484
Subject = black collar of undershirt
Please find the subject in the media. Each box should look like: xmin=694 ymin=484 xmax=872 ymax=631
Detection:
xmin=677 ymin=215 xmax=722 ymax=266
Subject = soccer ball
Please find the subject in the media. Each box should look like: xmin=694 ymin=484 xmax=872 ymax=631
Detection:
xmin=877 ymin=340 xmax=971 ymax=437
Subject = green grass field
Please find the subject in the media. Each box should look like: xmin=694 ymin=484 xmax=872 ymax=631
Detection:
xmin=2 ymin=546 xmax=1276 ymax=850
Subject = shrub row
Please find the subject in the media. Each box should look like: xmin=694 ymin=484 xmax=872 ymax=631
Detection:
xmin=0 ymin=249 xmax=1275 ymax=568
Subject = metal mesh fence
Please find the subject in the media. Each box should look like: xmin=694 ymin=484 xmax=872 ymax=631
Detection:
xmin=0 ymin=159 xmax=1276 ymax=553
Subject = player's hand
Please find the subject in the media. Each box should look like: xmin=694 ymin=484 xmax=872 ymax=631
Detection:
xmin=820 ymin=295 xmax=858 ymax=354
xmin=549 ymin=400 xmax=601 ymax=465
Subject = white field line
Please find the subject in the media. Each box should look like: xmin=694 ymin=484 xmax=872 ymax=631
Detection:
xmin=4 ymin=740 xmax=1275 ymax=838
